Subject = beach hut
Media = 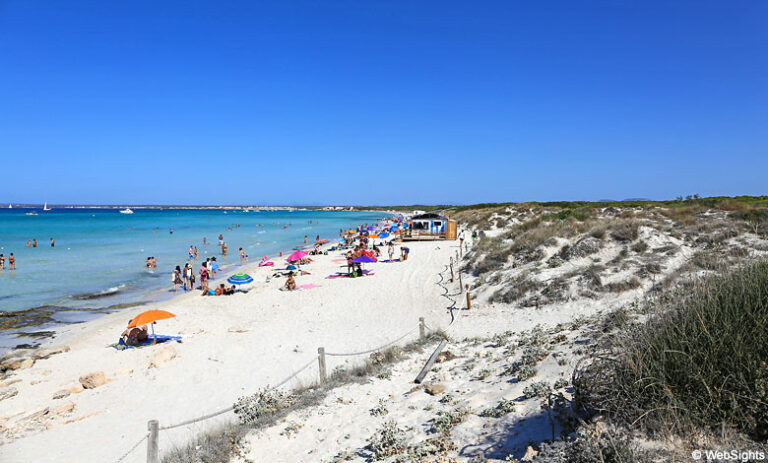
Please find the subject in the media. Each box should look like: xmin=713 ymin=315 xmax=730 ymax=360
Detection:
xmin=403 ymin=213 xmax=457 ymax=241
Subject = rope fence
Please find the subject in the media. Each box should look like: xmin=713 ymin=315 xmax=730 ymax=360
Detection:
xmin=119 ymin=240 xmax=470 ymax=463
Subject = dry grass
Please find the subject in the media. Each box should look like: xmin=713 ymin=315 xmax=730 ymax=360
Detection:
xmin=162 ymin=332 xmax=447 ymax=463
xmin=575 ymin=260 xmax=768 ymax=440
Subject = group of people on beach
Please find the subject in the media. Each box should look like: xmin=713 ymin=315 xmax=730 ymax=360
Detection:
xmin=171 ymin=257 xmax=220 ymax=293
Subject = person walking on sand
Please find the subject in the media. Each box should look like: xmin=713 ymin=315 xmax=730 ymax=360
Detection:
xmin=9 ymin=253 xmax=15 ymax=270
xmin=199 ymin=262 xmax=209 ymax=292
xmin=239 ymin=247 xmax=247 ymax=266
xmin=388 ymin=241 xmax=395 ymax=260
xmin=172 ymin=266 xmax=182 ymax=292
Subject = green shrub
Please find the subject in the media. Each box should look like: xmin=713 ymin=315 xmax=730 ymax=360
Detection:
xmin=575 ymin=260 xmax=768 ymax=439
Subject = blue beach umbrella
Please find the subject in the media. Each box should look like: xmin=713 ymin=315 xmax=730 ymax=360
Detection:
xmin=389 ymin=225 xmax=398 ymax=232
xmin=378 ymin=232 xmax=390 ymax=239
xmin=351 ymin=256 xmax=377 ymax=264
xmin=367 ymin=226 xmax=376 ymax=231
xmin=227 ymin=273 xmax=254 ymax=285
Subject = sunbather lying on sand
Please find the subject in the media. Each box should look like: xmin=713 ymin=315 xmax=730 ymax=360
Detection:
xmin=120 ymin=323 xmax=149 ymax=346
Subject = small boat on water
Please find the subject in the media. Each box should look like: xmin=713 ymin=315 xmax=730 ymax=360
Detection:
xmin=7 ymin=204 xmax=11 ymax=209
xmin=119 ymin=208 xmax=134 ymax=214
xmin=43 ymin=202 xmax=51 ymax=211
xmin=25 ymin=211 xmax=38 ymax=216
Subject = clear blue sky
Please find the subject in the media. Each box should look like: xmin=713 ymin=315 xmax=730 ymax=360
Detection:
xmin=1 ymin=1 xmax=766 ymax=206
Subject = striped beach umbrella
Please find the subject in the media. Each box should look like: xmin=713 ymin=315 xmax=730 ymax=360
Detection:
xmin=227 ymin=273 xmax=254 ymax=285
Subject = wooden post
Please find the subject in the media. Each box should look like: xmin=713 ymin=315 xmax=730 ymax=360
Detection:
xmin=419 ymin=317 xmax=426 ymax=339
xmin=465 ymin=285 xmax=471 ymax=310
xmin=449 ymin=262 xmax=454 ymax=282
xmin=458 ymin=271 xmax=463 ymax=291
xmin=317 ymin=347 xmax=327 ymax=385
xmin=414 ymin=339 xmax=448 ymax=384
xmin=147 ymin=419 xmax=159 ymax=463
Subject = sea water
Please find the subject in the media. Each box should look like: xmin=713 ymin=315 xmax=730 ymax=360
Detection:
xmin=0 ymin=208 xmax=383 ymax=346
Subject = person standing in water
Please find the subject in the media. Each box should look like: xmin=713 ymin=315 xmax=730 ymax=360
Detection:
xmin=9 ymin=253 xmax=15 ymax=270
xmin=50 ymin=238 xmax=55 ymax=247
xmin=239 ymin=248 xmax=246 ymax=265
xmin=0 ymin=254 xmax=4 ymax=269
xmin=26 ymin=240 xmax=30 ymax=247
xmin=222 ymin=242 xmax=228 ymax=255
xmin=32 ymin=239 xmax=37 ymax=248
xmin=218 ymin=234 xmax=224 ymax=247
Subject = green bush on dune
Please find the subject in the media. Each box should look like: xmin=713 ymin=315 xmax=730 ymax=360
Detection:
xmin=576 ymin=260 xmax=768 ymax=439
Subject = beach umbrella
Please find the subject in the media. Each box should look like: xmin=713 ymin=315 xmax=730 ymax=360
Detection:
xmin=389 ymin=225 xmax=398 ymax=232
xmin=366 ymin=226 xmax=376 ymax=231
xmin=368 ymin=234 xmax=379 ymax=239
xmin=127 ymin=310 xmax=176 ymax=345
xmin=286 ymin=250 xmax=308 ymax=262
xmin=128 ymin=310 xmax=175 ymax=328
xmin=378 ymin=232 xmax=390 ymax=239
xmin=227 ymin=273 xmax=254 ymax=285
xmin=352 ymin=255 xmax=377 ymax=263
xmin=347 ymin=229 xmax=356 ymax=234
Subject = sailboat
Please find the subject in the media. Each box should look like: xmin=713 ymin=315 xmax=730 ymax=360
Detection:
xmin=7 ymin=204 xmax=11 ymax=209
xmin=43 ymin=202 xmax=51 ymax=211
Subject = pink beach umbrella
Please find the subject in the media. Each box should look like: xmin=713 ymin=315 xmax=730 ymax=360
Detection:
xmin=286 ymin=250 xmax=308 ymax=262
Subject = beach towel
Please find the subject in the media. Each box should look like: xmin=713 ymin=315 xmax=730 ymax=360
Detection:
xmin=326 ymin=271 xmax=375 ymax=279
xmin=381 ymin=259 xmax=402 ymax=263
xmin=112 ymin=334 xmax=182 ymax=351
xmin=298 ymin=283 xmax=319 ymax=290
xmin=332 ymin=258 xmax=348 ymax=264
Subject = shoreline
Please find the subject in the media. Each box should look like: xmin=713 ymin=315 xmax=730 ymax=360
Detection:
xmin=0 ymin=212 xmax=394 ymax=353
xmin=0 ymin=232 xmax=454 ymax=462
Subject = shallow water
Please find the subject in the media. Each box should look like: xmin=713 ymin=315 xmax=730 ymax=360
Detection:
xmin=0 ymin=208 xmax=382 ymax=317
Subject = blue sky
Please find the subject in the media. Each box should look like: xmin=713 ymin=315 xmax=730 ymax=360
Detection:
xmin=1 ymin=1 xmax=766 ymax=205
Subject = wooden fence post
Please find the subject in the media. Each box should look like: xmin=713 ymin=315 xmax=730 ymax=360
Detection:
xmin=147 ymin=420 xmax=159 ymax=463
xmin=458 ymin=271 xmax=462 ymax=291
xmin=465 ymin=285 xmax=471 ymax=310
xmin=419 ymin=317 xmax=426 ymax=339
xmin=449 ymin=262 xmax=454 ymax=282
xmin=317 ymin=347 xmax=327 ymax=385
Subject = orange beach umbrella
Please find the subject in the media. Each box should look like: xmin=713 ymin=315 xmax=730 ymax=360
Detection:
xmin=127 ymin=310 xmax=176 ymax=328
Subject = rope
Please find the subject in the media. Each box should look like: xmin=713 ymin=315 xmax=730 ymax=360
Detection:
xmin=158 ymin=355 xmax=319 ymax=431
xmin=325 ymin=327 xmax=418 ymax=356
xmin=271 ymin=355 xmax=319 ymax=389
xmin=115 ymin=433 xmax=148 ymax=463
xmin=160 ymin=405 xmax=234 ymax=431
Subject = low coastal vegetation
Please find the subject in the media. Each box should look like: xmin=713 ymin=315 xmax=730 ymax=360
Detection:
xmin=161 ymin=197 xmax=768 ymax=462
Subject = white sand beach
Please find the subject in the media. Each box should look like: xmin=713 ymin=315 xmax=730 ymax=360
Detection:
xmin=0 ymin=240 xmax=460 ymax=462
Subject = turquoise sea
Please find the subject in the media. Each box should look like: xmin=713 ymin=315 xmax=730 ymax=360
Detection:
xmin=0 ymin=208 xmax=384 ymax=348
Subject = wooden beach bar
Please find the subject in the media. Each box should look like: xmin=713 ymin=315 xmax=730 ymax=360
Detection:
xmin=402 ymin=213 xmax=457 ymax=241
